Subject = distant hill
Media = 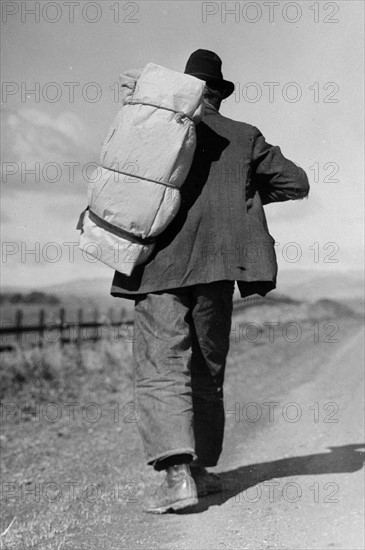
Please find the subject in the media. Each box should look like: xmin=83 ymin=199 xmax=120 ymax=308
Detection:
xmin=1 ymin=277 xmax=134 ymax=315
xmin=271 ymin=269 xmax=364 ymax=312
xmin=0 ymin=291 xmax=61 ymax=306
xmin=2 ymin=269 xmax=363 ymax=314
xmin=42 ymin=278 xmax=134 ymax=312
xmin=43 ymin=277 xmax=113 ymax=297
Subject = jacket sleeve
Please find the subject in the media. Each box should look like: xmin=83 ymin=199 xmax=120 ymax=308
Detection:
xmin=251 ymin=127 xmax=310 ymax=205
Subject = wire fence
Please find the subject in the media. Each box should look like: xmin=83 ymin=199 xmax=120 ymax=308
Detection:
xmin=0 ymin=295 xmax=268 ymax=352
xmin=0 ymin=307 xmax=133 ymax=352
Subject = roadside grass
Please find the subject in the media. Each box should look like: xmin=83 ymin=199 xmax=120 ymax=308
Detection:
xmin=0 ymin=338 xmax=138 ymax=550
xmin=0 ymin=338 xmax=134 ymax=404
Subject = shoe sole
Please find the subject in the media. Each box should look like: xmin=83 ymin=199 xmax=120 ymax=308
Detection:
xmin=143 ymin=496 xmax=198 ymax=514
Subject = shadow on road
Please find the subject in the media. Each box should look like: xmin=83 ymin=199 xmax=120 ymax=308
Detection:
xmin=176 ymin=443 xmax=365 ymax=514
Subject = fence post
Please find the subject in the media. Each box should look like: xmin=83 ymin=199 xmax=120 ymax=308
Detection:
xmin=77 ymin=308 xmax=83 ymax=348
xmin=93 ymin=308 xmax=99 ymax=341
xmin=76 ymin=308 xmax=84 ymax=369
xmin=59 ymin=307 xmax=65 ymax=346
xmin=107 ymin=308 xmax=114 ymax=342
xmin=39 ymin=309 xmax=45 ymax=347
xmin=15 ymin=310 xmax=23 ymax=345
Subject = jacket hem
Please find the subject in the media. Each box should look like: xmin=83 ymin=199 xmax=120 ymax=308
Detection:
xmin=111 ymin=278 xmax=276 ymax=300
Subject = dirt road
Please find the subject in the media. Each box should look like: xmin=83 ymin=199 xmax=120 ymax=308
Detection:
xmin=158 ymin=323 xmax=365 ymax=550
xmin=60 ymin=315 xmax=364 ymax=550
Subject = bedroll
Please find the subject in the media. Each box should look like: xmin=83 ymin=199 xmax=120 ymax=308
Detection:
xmin=78 ymin=63 xmax=205 ymax=275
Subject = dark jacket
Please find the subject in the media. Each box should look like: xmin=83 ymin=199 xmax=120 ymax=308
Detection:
xmin=111 ymin=104 xmax=309 ymax=299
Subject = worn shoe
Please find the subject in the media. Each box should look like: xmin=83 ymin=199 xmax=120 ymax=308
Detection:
xmin=190 ymin=465 xmax=222 ymax=497
xmin=143 ymin=464 xmax=198 ymax=514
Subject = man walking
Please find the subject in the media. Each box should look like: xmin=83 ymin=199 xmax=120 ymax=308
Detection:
xmin=111 ymin=50 xmax=309 ymax=513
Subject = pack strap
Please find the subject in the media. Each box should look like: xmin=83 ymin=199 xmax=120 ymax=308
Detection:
xmin=76 ymin=207 xmax=88 ymax=232
xmin=88 ymin=209 xmax=156 ymax=246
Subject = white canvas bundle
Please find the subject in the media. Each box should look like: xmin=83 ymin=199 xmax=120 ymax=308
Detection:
xmin=79 ymin=63 xmax=205 ymax=275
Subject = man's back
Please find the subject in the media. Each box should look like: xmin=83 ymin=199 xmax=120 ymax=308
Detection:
xmin=111 ymin=104 xmax=309 ymax=298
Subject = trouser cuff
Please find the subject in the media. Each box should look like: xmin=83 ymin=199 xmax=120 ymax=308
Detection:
xmin=154 ymin=453 xmax=194 ymax=471
xmin=147 ymin=448 xmax=197 ymax=470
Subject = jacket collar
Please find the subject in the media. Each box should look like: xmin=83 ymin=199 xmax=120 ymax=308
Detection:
xmin=204 ymin=102 xmax=220 ymax=116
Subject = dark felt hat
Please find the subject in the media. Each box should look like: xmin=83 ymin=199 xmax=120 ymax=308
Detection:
xmin=184 ymin=49 xmax=234 ymax=99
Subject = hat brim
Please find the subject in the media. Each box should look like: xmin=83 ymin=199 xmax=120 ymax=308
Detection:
xmin=206 ymin=78 xmax=235 ymax=99
xmin=186 ymin=72 xmax=235 ymax=99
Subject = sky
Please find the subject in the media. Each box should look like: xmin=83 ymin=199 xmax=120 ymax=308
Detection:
xmin=1 ymin=0 xmax=364 ymax=288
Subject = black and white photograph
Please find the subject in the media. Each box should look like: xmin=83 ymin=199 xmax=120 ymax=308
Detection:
xmin=1 ymin=1 xmax=364 ymax=548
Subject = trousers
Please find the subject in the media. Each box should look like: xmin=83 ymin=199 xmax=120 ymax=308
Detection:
xmin=133 ymin=281 xmax=234 ymax=468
